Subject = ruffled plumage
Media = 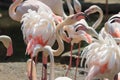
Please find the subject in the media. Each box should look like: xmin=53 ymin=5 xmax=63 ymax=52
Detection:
xmin=81 ymin=32 xmax=120 ymax=79
xmin=21 ymin=7 xmax=56 ymax=55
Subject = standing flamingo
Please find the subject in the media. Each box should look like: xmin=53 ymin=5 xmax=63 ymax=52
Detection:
xmin=21 ymin=5 xmax=86 ymax=79
xmin=64 ymin=5 xmax=103 ymax=78
xmin=0 ymin=35 xmax=13 ymax=57
xmin=81 ymin=32 xmax=120 ymax=80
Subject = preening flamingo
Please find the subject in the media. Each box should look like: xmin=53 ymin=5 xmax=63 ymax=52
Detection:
xmin=0 ymin=35 xmax=13 ymax=57
xmin=21 ymin=5 xmax=85 ymax=80
xmin=81 ymin=32 xmax=120 ymax=80
xmin=21 ymin=8 xmax=63 ymax=80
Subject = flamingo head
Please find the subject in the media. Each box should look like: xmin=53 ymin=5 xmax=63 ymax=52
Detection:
xmin=65 ymin=24 xmax=92 ymax=44
xmin=75 ymin=23 xmax=98 ymax=38
xmin=84 ymin=5 xmax=102 ymax=15
xmin=105 ymin=21 xmax=120 ymax=38
xmin=74 ymin=24 xmax=93 ymax=43
xmin=0 ymin=35 xmax=13 ymax=57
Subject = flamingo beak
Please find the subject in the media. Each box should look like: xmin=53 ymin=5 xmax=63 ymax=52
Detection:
xmin=77 ymin=30 xmax=92 ymax=43
xmin=110 ymin=30 xmax=120 ymax=38
xmin=6 ymin=42 xmax=13 ymax=57
xmin=74 ymin=12 xmax=86 ymax=21
xmin=83 ymin=33 xmax=92 ymax=43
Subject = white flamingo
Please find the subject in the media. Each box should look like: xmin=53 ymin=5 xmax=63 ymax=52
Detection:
xmin=64 ymin=19 xmax=98 ymax=77
xmin=21 ymin=6 xmax=85 ymax=80
xmin=81 ymin=31 xmax=120 ymax=80
xmin=0 ymin=35 xmax=13 ymax=57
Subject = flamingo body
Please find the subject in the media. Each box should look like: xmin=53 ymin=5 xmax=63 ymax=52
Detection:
xmin=81 ymin=32 xmax=120 ymax=80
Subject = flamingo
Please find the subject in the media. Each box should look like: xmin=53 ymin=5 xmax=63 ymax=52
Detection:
xmin=64 ymin=19 xmax=98 ymax=77
xmin=64 ymin=5 xmax=103 ymax=78
xmin=21 ymin=8 xmax=62 ymax=80
xmin=81 ymin=32 xmax=120 ymax=80
xmin=21 ymin=5 xmax=85 ymax=80
xmin=0 ymin=35 xmax=13 ymax=57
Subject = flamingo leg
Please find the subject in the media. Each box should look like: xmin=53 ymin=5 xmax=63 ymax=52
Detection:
xmin=27 ymin=59 xmax=37 ymax=80
xmin=41 ymin=53 xmax=48 ymax=80
xmin=65 ymin=44 xmax=74 ymax=76
xmin=34 ymin=54 xmax=38 ymax=64
xmin=74 ymin=42 xmax=81 ymax=80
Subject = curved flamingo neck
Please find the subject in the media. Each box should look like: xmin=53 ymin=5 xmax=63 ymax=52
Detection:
xmin=92 ymin=8 xmax=103 ymax=29
xmin=66 ymin=0 xmax=74 ymax=15
xmin=9 ymin=0 xmax=23 ymax=21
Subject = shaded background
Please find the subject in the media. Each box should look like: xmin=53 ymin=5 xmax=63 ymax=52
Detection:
xmin=0 ymin=0 xmax=120 ymax=62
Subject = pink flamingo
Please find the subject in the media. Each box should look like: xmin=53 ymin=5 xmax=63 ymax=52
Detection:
xmin=21 ymin=4 xmax=85 ymax=79
xmin=81 ymin=32 xmax=120 ymax=80
xmin=0 ymin=35 xmax=13 ymax=58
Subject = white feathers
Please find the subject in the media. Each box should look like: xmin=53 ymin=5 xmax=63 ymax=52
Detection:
xmin=81 ymin=32 xmax=120 ymax=79
xmin=21 ymin=7 xmax=56 ymax=44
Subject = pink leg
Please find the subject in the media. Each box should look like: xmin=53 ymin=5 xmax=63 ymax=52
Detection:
xmin=34 ymin=54 xmax=38 ymax=64
xmin=41 ymin=54 xmax=48 ymax=80
xmin=27 ymin=59 xmax=37 ymax=80
xmin=65 ymin=44 xmax=74 ymax=76
xmin=74 ymin=43 xmax=81 ymax=80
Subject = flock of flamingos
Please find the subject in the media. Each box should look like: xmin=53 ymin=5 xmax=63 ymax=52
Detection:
xmin=0 ymin=0 xmax=120 ymax=80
